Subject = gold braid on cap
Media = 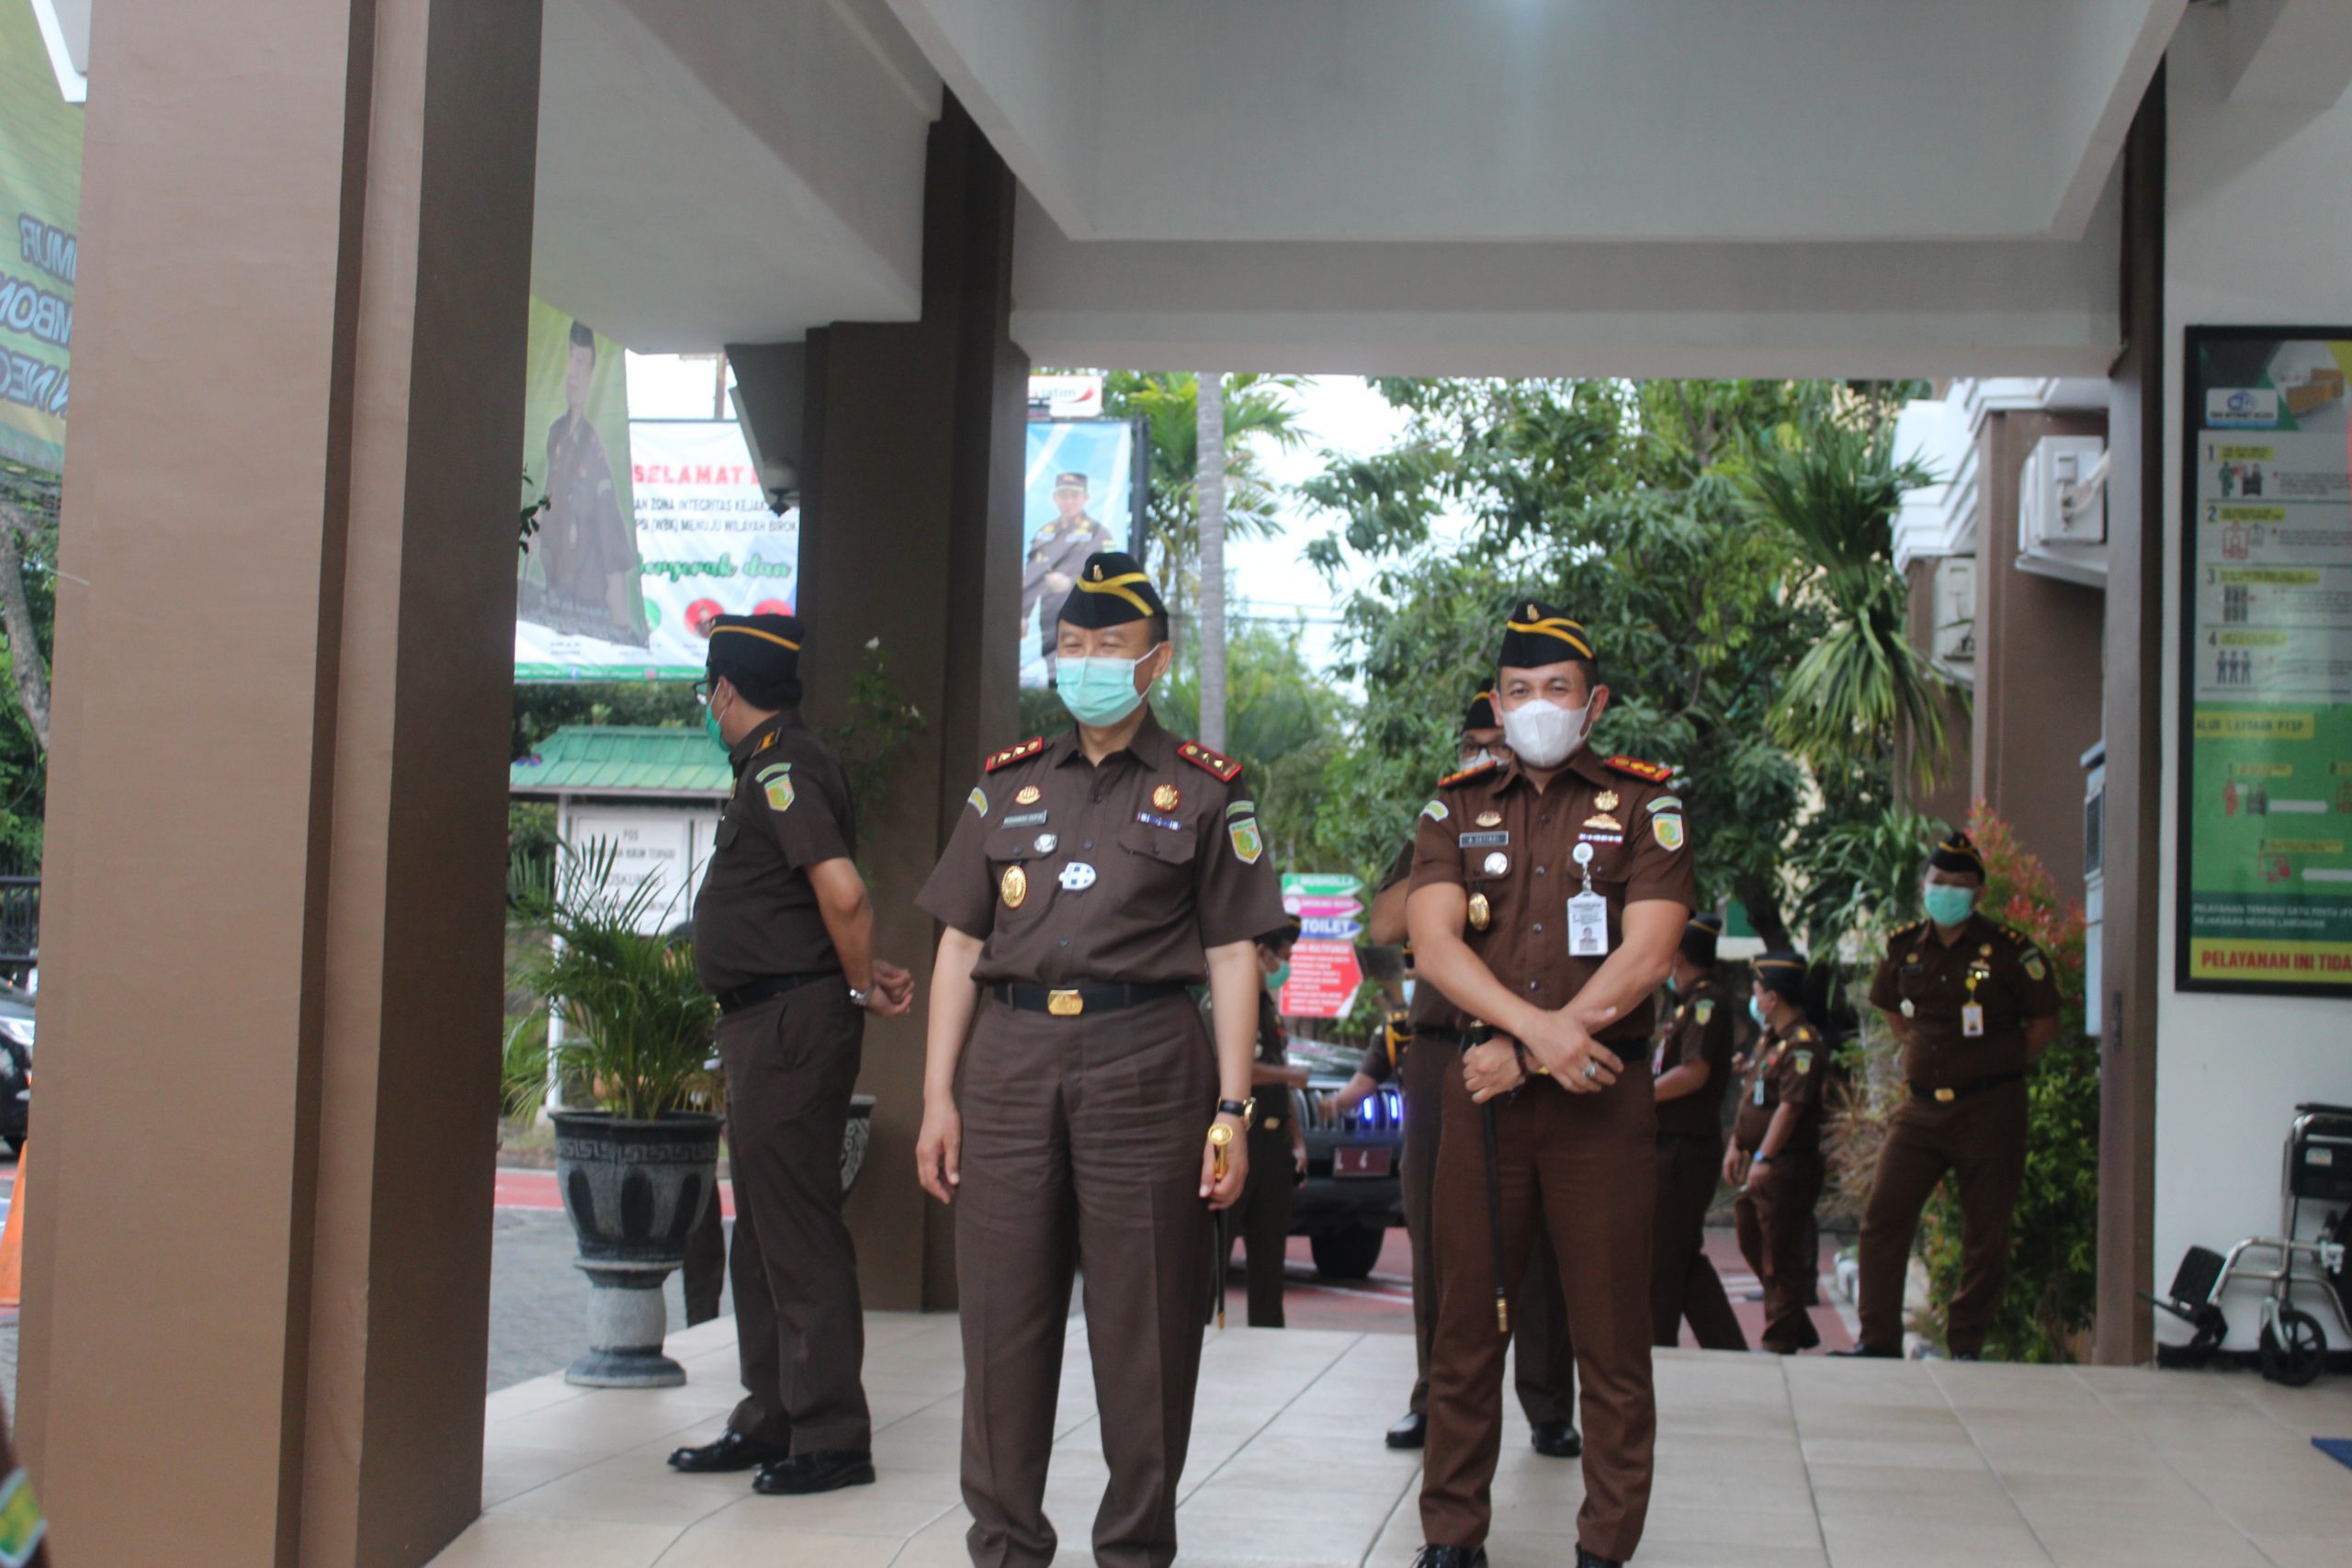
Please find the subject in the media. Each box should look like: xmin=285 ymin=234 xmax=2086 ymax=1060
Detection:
xmin=1074 ymin=570 xmax=1156 ymax=617
xmin=1752 ymin=957 xmax=1806 ymax=972
xmin=711 ymin=625 xmax=802 ymax=653
xmin=1504 ymin=614 xmax=1592 ymax=659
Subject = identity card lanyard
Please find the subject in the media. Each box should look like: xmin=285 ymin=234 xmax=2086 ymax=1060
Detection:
xmin=1962 ymin=957 xmax=1986 ymax=1038
xmin=1567 ymin=843 xmax=1609 ymax=958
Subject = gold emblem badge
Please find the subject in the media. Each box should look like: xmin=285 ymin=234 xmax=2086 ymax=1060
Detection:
xmin=1153 ymin=783 xmax=1181 ymax=811
xmin=1476 ymin=810 xmax=1502 ymax=828
xmin=1016 ymin=785 xmax=1043 ymax=806
xmin=1584 ymin=812 xmax=1623 ymax=831
xmin=1001 ymin=865 xmax=1028 ymax=908
xmin=1467 ymin=892 xmax=1492 ymax=931
xmin=1595 ymin=790 xmax=1620 ymax=812
xmin=1980 ymin=942 xmax=1994 ymax=956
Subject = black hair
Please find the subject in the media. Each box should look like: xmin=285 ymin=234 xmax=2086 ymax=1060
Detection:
xmin=568 ymin=320 xmax=596 ymax=358
xmin=721 ymin=670 xmax=802 ymax=711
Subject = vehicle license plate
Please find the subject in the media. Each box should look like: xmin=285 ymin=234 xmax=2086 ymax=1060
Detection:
xmin=1334 ymin=1145 xmax=1392 ymax=1178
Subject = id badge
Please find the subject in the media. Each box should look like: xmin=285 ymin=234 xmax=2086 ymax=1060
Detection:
xmin=1566 ymin=891 xmax=1609 ymax=956
xmin=1752 ymin=1076 xmax=1766 ymax=1106
xmin=1962 ymin=1003 xmax=1984 ymax=1037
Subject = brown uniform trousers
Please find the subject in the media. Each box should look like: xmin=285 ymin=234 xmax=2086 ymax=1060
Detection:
xmin=1227 ymin=1120 xmax=1297 ymax=1326
xmin=1734 ymin=1148 xmax=1825 ymax=1354
xmin=1400 ymin=1036 xmax=1577 ymax=1423
xmin=1651 ymin=1133 xmax=1747 ymax=1349
xmin=1858 ymin=1083 xmax=2030 ymax=1356
xmin=1422 ymin=1060 xmax=1655 ymax=1561
xmin=956 ymin=994 xmax=1216 ymax=1568
xmin=718 ymin=984 xmax=872 ymax=1454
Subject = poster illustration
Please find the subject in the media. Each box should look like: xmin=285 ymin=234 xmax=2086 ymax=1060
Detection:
xmin=0 ymin=0 xmax=81 ymax=470
xmin=1020 ymin=417 xmax=1145 ymax=688
xmin=2177 ymin=328 xmax=2352 ymax=991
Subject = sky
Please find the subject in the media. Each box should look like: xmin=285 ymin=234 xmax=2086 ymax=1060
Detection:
xmin=624 ymin=355 xmax=1414 ymax=682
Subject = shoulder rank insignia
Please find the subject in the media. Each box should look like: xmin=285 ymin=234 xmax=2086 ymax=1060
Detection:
xmin=1438 ymin=758 xmax=1502 ymax=789
xmin=984 ymin=737 xmax=1046 ymax=773
xmin=1602 ymin=754 xmax=1673 ymax=783
xmin=1178 ymin=739 xmax=1242 ymax=782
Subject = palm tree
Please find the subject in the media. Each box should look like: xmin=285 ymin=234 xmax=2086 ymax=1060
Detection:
xmin=1736 ymin=415 xmax=1951 ymax=784
xmin=1197 ymin=371 xmax=1228 ymax=750
xmin=1101 ymin=370 xmax=1306 ymax=599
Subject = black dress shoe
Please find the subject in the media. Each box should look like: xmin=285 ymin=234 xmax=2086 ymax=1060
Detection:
xmin=1530 ymin=1420 xmax=1583 ymax=1459
xmin=1576 ymin=1548 xmax=1623 ymax=1568
xmin=1410 ymin=1547 xmax=1487 ymax=1568
xmin=752 ymin=1449 xmax=876 ymax=1495
xmin=1385 ymin=1411 xmax=1428 ymax=1450
xmin=1828 ymin=1343 xmax=1899 ymax=1359
xmin=667 ymin=1429 xmax=789 ymax=1473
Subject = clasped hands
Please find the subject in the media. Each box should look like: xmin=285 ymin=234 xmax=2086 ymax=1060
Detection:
xmin=1463 ymin=1002 xmax=1622 ymax=1105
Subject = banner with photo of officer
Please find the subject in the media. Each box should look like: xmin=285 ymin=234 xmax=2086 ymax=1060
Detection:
xmin=517 ymin=299 xmax=647 ymax=660
xmin=1021 ymin=416 xmax=1147 ymax=688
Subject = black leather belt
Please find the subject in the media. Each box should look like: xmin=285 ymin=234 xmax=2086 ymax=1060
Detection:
xmin=1910 ymin=1071 xmax=2024 ymax=1105
xmin=716 ymin=969 xmax=841 ymax=1015
xmin=1420 ymin=1026 xmax=1481 ymax=1050
xmin=992 ymin=981 xmax=1188 ymax=1018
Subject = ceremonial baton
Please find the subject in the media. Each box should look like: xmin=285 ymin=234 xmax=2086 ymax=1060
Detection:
xmin=1467 ymin=1022 xmax=1510 ymax=1336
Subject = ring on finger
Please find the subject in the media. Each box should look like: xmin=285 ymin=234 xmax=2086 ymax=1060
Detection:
xmin=1581 ymin=1060 xmax=1600 ymax=1080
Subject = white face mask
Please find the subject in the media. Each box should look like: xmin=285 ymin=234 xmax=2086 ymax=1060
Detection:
xmin=1500 ymin=697 xmax=1589 ymax=769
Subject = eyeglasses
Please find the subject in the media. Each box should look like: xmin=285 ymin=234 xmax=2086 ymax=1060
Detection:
xmin=693 ymin=680 xmax=713 ymax=707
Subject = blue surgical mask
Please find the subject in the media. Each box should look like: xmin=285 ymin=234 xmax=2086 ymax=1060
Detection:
xmin=1923 ymin=884 xmax=1978 ymax=929
xmin=1268 ymin=963 xmax=1290 ymax=993
xmin=1749 ymin=996 xmax=1767 ymax=1029
xmin=1057 ymin=646 xmax=1160 ymax=728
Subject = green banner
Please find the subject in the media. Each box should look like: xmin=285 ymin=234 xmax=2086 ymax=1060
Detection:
xmin=2178 ymin=329 xmax=2352 ymax=991
xmin=515 ymin=299 xmax=647 ymax=659
xmin=0 ymin=1 xmax=81 ymax=471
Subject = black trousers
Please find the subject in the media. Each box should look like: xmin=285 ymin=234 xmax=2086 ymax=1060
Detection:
xmin=1225 ymin=1124 xmax=1297 ymax=1326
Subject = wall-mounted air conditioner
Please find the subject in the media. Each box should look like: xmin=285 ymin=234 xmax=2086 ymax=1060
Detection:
xmin=2018 ymin=434 xmax=2108 ymax=588
xmin=1931 ymin=556 xmax=1975 ymax=670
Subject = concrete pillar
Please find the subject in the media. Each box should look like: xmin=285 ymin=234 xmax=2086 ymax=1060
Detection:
xmin=745 ymin=97 xmax=1027 ymax=1312
xmin=2096 ymin=64 xmax=2165 ymax=1367
xmin=19 ymin=3 xmax=543 ymax=1563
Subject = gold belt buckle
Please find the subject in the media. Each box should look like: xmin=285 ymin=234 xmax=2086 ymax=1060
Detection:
xmin=1046 ymin=988 xmax=1084 ymax=1017
xmin=1934 ymin=1087 xmax=1955 ymax=1103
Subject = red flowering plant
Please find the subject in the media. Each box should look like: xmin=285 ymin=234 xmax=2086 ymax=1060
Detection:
xmin=1914 ymin=807 xmax=2096 ymax=1360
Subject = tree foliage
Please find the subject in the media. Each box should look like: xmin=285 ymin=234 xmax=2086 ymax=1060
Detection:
xmin=1101 ymin=369 xmax=1305 ymax=600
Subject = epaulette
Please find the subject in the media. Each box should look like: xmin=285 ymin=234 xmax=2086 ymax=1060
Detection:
xmin=1438 ymin=758 xmax=1502 ymax=789
xmin=984 ymin=737 xmax=1045 ymax=773
xmin=1178 ymin=739 xmax=1241 ymax=782
xmin=1892 ymin=919 xmax=1926 ymax=941
xmin=1603 ymin=754 xmax=1673 ymax=783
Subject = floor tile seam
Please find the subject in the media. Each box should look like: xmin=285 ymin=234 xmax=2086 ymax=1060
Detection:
xmin=1184 ymin=1329 xmax=1369 ymax=1504
xmin=876 ymin=1498 xmax=970 ymax=1567
xmin=481 ymin=1411 xmax=739 ymax=1522
xmin=1921 ymin=1368 xmax=2060 ymax=1566
xmin=2064 ymin=1368 xmax=2290 ymax=1566
xmin=1779 ymin=1356 xmax=1838 ymax=1568
xmin=1357 ymin=1465 xmax=1423 ymax=1568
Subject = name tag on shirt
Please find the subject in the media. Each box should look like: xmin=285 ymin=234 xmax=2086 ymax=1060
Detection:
xmin=1753 ymin=1076 xmax=1767 ymax=1106
xmin=1962 ymin=1003 xmax=1984 ymax=1037
xmin=1567 ymin=891 xmax=1609 ymax=957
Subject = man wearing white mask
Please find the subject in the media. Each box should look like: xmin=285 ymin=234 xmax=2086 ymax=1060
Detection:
xmin=1406 ymin=604 xmax=1693 ymax=1568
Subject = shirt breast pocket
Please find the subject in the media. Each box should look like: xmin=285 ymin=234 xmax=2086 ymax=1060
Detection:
xmin=1117 ymin=817 xmax=1200 ymax=881
xmin=713 ymin=818 xmax=742 ymax=852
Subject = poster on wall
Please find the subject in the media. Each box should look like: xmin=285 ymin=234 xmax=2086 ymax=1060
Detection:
xmin=1019 ymin=414 xmax=1147 ymax=688
xmin=2177 ymin=327 xmax=2352 ymax=992
xmin=0 ymin=0 xmax=81 ymax=471
xmin=516 ymin=402 xmax=797 ymax=681
xmin=517 ymin=300 xmax=646 ymax=658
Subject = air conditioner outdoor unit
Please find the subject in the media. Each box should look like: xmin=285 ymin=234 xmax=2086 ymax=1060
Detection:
xmin=1931 ymin=557 xmax=1975 ymax=667
xmin=2018 ymin=434 xmax=2109 ymax=587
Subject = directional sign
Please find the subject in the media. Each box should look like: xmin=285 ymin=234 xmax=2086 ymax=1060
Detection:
xmin=1282 ymin=872 xmax=1363 ymax=898
xmin=1285 ymin=894 xmax=1363 ymax=919
xmin=1280 ymin=939 xmax=1363 ymax=1019
xmin=1301 ymin=916 xmax=1363 ymax=941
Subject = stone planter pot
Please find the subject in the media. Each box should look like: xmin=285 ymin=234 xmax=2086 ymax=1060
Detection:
xmin=550 ymin=1108 xmax=723 ymax=1388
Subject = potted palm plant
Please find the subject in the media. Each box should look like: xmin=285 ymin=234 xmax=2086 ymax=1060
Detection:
xmin=512 ymin=840 xmax=721 ymax=1388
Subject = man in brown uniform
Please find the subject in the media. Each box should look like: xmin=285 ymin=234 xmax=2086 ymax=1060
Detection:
xmin=1408 ymin=604 xmax=1694 ymax=1568
xmin=1839 ymin=829 xmax=2060 ymax=1359
xmin=669 ymin=614 xmax=914 ymax=1495
xmin=1724 ymin=953 xmax=1828 ymax=1355
xmin=1649 ymin=911 xmax=1747 ymax=1350
xmin=1226 ymin=916 xmax=1309 ymax=1326
xmin=1019 ymin=471 xmax=1114 ymax=668
xmin=1351 ymin=692 xmax=1579 ymax=1459
xmin=914 ymin=552 xmax=1284 ymax=1568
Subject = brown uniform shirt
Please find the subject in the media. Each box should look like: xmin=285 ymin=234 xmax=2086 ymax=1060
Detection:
xmin=1408 ymin=749 xmax=1696 ymax=1043
xmin=1380 ymin=839 xmax=1473 ymax=1037
xmin=917 ymin=711 xmax=1286 ymax=985
xmin=1730 ymin=1021 xmax=1828 ymax=1152
xmin=1652 ymin=976 xmax=1736 ymax=1140
xmin=692 ymin=711 xmax=857 ymax=993
xmin=1867 ymin=913 xmax=2061 ymax=1089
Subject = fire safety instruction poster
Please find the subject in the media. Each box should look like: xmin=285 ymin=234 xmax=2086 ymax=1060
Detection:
xmin=2181 ymin=329 xmax=2352 ymax=991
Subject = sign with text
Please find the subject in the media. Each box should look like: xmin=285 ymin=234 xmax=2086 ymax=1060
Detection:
xmin=1279 ymin=939 xmax=1363 ymax=1020
xmin=0 ymin=0 xmax=81 ymax=469
xmin=2177 ymin=328 xmax=2352 ymax=992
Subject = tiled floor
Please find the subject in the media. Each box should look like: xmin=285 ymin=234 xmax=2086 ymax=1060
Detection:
xmin=437 ymin=1313 xmax=2352 ymax=1567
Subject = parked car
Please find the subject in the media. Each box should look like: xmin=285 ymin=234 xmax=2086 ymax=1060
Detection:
xmin=1281 ymin=1034 xmax=1407 ymax=1280
xmin=0 ymin=982 xmax=31 ymax=1151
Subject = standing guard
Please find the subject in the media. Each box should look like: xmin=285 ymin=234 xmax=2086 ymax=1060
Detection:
xmin=1649 ymin=912 xmax=1747 ymax=1350
xmin=1724 ymin=953 xmax=1827 ymax=1355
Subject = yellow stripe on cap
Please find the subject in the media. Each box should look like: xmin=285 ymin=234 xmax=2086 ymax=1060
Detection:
xmin=1753 ymin=957 xmax=1805 ymax=971
xmin=711 ymin=625 xmax=802 ymax=653
xmin=1505 ymin=615 xmax=1593 ymax=659
xmin=1075 ymin=570 xmax=1155 ymax=617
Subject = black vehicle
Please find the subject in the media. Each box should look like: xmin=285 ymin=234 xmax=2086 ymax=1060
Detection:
xmin=0 ymin=982 xmax=31 ymax=1152
xmin=1282 ymin=1034 xmax=1407 ymax=1280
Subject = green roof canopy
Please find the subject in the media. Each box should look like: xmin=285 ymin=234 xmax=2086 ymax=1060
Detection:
xmin=509 ymin=726 xmax=731 ymax=798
